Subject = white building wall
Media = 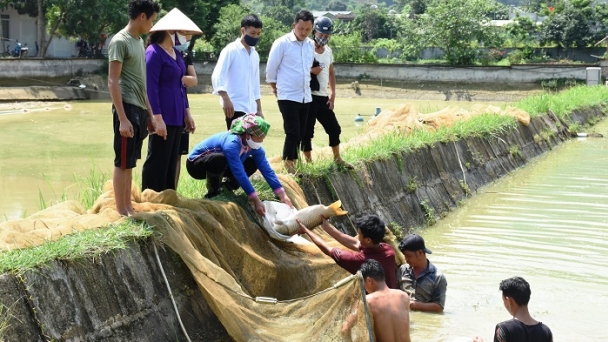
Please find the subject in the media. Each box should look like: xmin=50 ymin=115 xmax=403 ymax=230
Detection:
xmin=0 ymin=8 xmax=76 ymax=57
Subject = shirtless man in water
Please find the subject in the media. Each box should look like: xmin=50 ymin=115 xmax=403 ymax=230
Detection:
xmin=342 ymin=259 xmax=411 ymax=342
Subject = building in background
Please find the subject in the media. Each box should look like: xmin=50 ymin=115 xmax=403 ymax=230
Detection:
xmin=0 ymin=7 xmax=77 ymax=58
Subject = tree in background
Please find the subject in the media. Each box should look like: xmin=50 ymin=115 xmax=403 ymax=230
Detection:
xmin=505 ymin=15 xmax=539 ymax=47
xmin=46 ymin=0 xmax=126 ymax=53
xmin=247 ymin=0 xmax=305 ymax=13
xmin=263 ymin=5 xmax=294 ymax=27
xmin=330 ymin=31 xmax=377 ymax=63
xmin=539 ymin=0 xmax=593 ymax=49
xmin=326 ymin=0 xmax=348 ymax=11
xmin=211 ymin=4 xmax=289 ymax=59
xmin=350 ymin=4 xmax=400 ymax=42
xmin=421 ymin=0 xmax=503 ymax=65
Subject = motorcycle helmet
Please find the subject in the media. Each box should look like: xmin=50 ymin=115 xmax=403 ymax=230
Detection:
xmin=314 ymin=16 xmax=334 ymax=35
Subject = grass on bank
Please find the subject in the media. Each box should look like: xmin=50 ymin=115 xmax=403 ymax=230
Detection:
xmin=1 ymin=85 xmax=608 ymax=273
xmin=0 ymin=220 xmax=153 ymax=275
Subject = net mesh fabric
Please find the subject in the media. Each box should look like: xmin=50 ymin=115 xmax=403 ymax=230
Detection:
xmin=0 ymin=175 xmax=374 ymax=341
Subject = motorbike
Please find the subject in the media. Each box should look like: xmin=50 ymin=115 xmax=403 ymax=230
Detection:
xmin=3 ymin=40 xmax=28 ymax=58
xmin=13 ymin=41 xmax=28 ymax=58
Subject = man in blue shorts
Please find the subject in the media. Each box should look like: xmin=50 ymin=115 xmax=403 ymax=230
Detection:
xmin=108 ymin=0 xmax=160 ymax=216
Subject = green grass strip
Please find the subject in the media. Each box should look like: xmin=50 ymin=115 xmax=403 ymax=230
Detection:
xmin=0 ymin=220 xmax=153 ymax=275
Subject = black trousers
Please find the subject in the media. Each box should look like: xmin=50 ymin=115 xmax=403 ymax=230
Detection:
xmin=301 ymin=95 xmax=342 ymax=152
xmin=141 ymin=125 xmax=182 ymax=192
xmin=278 ymin=100 xmax=310 ymax=160
xmin=186 ymin=153 xmax=257 ymax=184
xmin=225 ymin=111 xmax=247 ymax=130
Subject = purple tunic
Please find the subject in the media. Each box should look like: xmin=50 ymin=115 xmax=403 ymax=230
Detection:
xmin=145 ymin=44 xmax=187 ymax=126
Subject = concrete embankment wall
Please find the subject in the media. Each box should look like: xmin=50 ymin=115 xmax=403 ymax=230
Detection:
xmin=0 ymin=106 xmax=606 ymax=341
xmin=0 ymin=58 xmax=598 ymax=88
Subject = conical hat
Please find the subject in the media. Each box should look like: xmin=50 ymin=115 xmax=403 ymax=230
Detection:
xmin=150 ymin=8 xmax=203 ymax=34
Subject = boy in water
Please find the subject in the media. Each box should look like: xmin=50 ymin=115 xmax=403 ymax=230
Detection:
xmin=108 ymin=0 xmax=160 ymax=216
xmin=474 ymin=276 xmax=553 ymax=342
xmin=342 ymin=259 xmax=411 ymax=342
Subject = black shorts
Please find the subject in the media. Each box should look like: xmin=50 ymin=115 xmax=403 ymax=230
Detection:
xmin=113 ymin=102 xmax=148 ymax=169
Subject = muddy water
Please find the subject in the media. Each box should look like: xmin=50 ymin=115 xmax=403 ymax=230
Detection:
xmin=410 ymin=120 xmax=608 ymax=341
xmin=0 ymin=95 xmax=503 ymax=220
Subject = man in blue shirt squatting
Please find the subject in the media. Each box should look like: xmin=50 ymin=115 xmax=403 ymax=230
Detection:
xmin=186 ymin=114 xmax=294 ymax=215
xmin=397 ymin=234 xmax=448 ymax=313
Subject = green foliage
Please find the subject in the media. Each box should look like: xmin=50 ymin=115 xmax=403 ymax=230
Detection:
xmin=395 ymin=17 xmax=425 ymax=61
xmin=539 ymin=4 xmax=593 ymax=49
xmin=505 ymin=16 xmax=539 ymax=48
xmin=248 ymin=0 xmax=304 ymax=12
xmin=507 ymin=49 xmax=525 ymax=64
xmin=350 ymin=4 xmax=400 ymax=42
xmin=326 ymin=0 xmax=348 ymax=11
xmin=330 ymin=32 xmax=378 ymax=63
xmin=210 ymin=4 xmax=250 ymax=54
xmin=255 ymin=17 xmax=290 ymax=60
xmin=421 ymin=0 xmax=503 ymax=65
xmin=45 ymin=0 xmax=127 ymax=45
xmin=211 ymin=4 xmax=289 ymax=58
xmin=263 ymin=5 xmax=294 ymax=27
xmin=371 ymin=38 xmax=403 ymax=59
xmin=192 ymin=39 xmax=214 ymax=59
xmin=515 ymin=85 xmax=608 ymax=118
xmin=0 ymin=221 xmax=154 ymax=274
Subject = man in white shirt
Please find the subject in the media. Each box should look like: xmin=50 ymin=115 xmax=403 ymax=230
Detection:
xmin=301 ymin=16 xmax=353 ymax=170
xmin=212 ymin=14 xmax=264 ymax=130
xmin=266 ymin=10 xmax=315 ymax=174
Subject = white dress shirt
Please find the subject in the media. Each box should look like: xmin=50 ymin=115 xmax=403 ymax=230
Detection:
xmin=212 ymin=38 xmax=261 ymax=114
xmin=266 ymin=31 xmax=315 ymax=104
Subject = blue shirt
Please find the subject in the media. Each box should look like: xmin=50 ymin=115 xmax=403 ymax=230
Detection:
xmin=188 ymin=132 xmax=284 ymax=198
xmin=146 ymin=44 xmax=188 ymax=126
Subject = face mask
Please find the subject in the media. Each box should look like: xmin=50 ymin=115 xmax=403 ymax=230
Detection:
xmin=173 ymin=32 xmax=187 ymax=47
xmin=246 ymin=137 xmax=263 ymax=150
xmin=243 ymin=34 xmax=260 ymax=47
xmin=175 ymin=42 xmax=189 ymax=52
xmin=314 ymin=35 xmax=329 ymax=47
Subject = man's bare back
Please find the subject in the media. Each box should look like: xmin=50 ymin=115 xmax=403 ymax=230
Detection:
xmin=367 ymin=288 xmax=411 ymax=342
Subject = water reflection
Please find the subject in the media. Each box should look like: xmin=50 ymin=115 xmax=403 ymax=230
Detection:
xmin=412 ymin=120 xmax=608 ymax=341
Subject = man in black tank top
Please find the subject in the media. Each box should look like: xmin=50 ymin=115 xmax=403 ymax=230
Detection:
xmin=474 ymin=276 xmax=552 ymax=342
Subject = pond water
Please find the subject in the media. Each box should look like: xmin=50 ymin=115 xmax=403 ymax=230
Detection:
xmin=410 ymin=119 xmax=608 ymax=341
xmin=2 ymin=96 xmax=607 ymax=341
xmin=0 ymin=95 xmax=503 ymax=221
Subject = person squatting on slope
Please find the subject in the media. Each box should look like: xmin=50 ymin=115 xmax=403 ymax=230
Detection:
xmin=186 ymin=114 xmax=293 ymax=215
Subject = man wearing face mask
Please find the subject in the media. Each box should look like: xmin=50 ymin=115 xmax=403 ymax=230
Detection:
xmin=302 ymin=16 xmax=353 ymax=170
xmin=186 ymin=114 xmax=294 ymax=215
xmin=212 ymin=14 xmax=264 ymax=130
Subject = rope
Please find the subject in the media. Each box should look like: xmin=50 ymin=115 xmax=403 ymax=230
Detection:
xmin=152 ymin=243 xmax=193 ymax=342
xmin=358 ymin=273 xmax=376 ymax=342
